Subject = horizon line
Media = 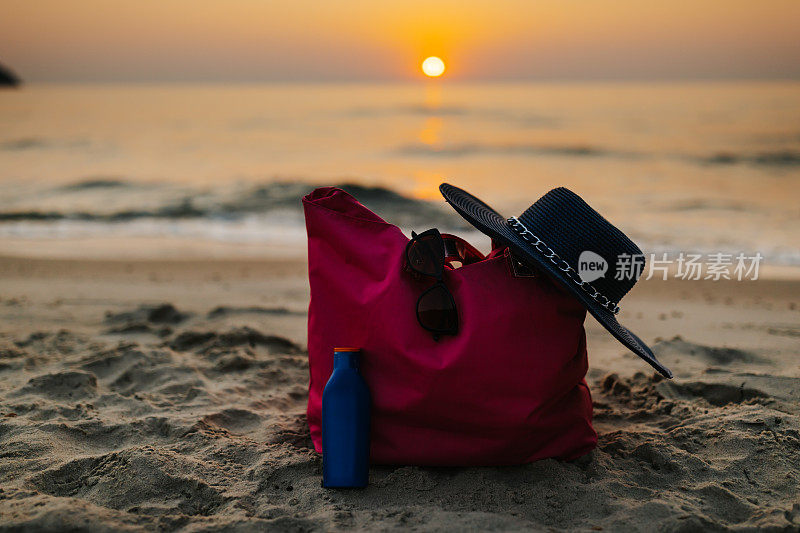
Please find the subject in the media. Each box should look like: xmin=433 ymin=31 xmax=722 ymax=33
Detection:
xmin=11 ymin=76 xmax=800 ymax=85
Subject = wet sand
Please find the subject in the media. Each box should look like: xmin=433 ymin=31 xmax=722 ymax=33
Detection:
xmin=1 ymin=254 xmax=799 ymax=531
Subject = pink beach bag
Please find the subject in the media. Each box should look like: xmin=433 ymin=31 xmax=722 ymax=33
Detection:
xmin=303 ymin=186 xmax=596 ymax=466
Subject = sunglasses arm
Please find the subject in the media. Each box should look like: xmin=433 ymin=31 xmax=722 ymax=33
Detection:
xmin=441 ymin=233 xmax=485 ymax=265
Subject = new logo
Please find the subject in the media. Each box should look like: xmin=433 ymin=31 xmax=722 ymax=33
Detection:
xmin=578 ymin=251 xmax=608 ymax=282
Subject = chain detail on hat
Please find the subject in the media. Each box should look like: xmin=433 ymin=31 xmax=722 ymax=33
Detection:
xmin=507 ymin=216 xmax=621 ymax=315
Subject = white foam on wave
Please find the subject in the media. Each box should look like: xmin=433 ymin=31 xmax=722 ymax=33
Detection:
xmin=0 ymin=214 xmax=796 ymax=278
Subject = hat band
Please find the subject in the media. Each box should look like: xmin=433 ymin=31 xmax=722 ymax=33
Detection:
xmin=507 ymin=217 xmax=620 ymax=315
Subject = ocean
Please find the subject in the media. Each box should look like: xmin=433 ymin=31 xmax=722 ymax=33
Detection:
xmin=0 ymin=82 xmax=798 ymax=266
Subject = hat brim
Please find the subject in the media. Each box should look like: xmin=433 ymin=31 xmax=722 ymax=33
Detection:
xmin=440 ymin=183 xmax=672 ymax=379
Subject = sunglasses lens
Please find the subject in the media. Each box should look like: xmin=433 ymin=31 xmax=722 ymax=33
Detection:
xmin=407 ymin=233 xmax=444 ymax=278
xmin=417 ymin=283 xmax=457 ymax=333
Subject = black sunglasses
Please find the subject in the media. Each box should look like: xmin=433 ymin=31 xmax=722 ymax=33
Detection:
xmin=405 ymin=228 xmax=458 ymax=340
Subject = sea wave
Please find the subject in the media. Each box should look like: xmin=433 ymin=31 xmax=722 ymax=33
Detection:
xmin=394 ymin=142 xmax=800 ymax=168
xmin=658 ymin=199 xmax=755 ymax=213
xmin=0 ymin=137 xmax=48 ymax=150
xmin=700 ymin=150 xmax=800 ymax=167
xmin=0 ymin=181 xmax=466 ymax=230
xmin=0 ymin=137 xmax=92 ymax=151
xmin=347 ymin=104 xmax=471 ymax=117
xmin=394 ymin=142 xmax=627 ymax=158
xmin=58 ymin=178 xmax=130 ymax=191
xmin=2 ymin=213 xmax=796 ymax=267
xmin=344 ymin=105 xmax=557 ymax=127
xmin=0 ymin=180 xmax=796 ymax=266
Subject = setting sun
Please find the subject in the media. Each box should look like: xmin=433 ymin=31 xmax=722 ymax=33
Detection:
xmin=421 ymin=56 xmax=445 ymax=77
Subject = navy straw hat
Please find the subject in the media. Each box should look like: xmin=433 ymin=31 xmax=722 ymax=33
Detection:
xmin=440 ymin=183 xmax=672 ymax=378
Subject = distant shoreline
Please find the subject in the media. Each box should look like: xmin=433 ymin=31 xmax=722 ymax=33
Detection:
xmin=0 ymin=63 xmax=21 ymax=87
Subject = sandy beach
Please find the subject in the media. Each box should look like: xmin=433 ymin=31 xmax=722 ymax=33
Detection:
xmin=1 ymin=252 xmax=798 ymax=531
xmin=4 ymin=0 xmax=800 ymax=528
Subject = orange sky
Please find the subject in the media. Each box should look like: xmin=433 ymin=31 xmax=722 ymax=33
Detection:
xmin=2 ymin=0 xmax=799 ymax=81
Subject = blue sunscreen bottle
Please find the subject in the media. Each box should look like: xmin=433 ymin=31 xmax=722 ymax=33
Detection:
xmin=322 ymin=347 xmax=371 ymax=488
